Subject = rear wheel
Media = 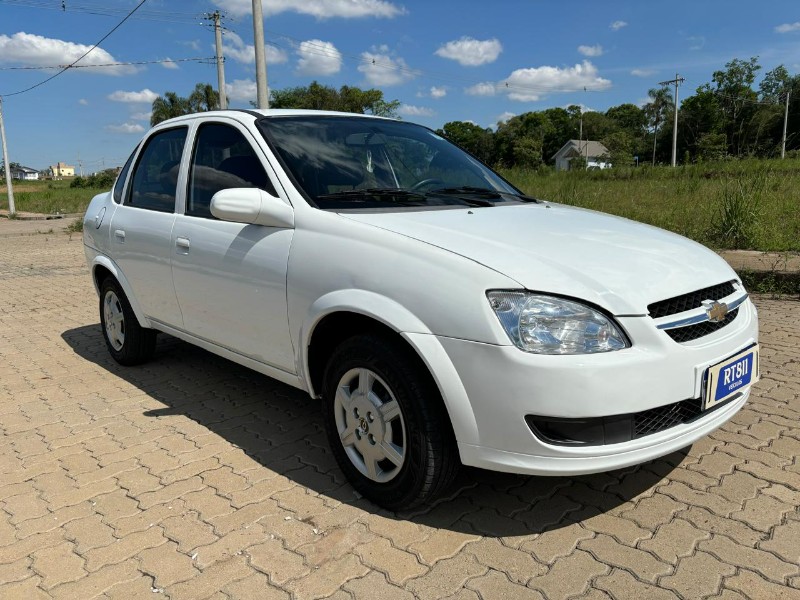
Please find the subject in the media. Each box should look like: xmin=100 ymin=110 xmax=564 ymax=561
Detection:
xmin=99 ymin=278 xmax=156 ymax=365
xmin=322 ymin=334 xmax=459 ymax=510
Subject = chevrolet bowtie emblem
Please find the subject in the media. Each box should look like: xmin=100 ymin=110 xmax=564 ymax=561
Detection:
xmin=702 ymin=300 xmax=729 ymax=323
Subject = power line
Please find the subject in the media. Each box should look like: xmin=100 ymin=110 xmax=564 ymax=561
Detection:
xmin=0 ymin=0 xmax=151 ymax=97
xmin=0 ymin=0 xmax=202 ymax=24
xmin=0 ymin=56 xmax=215 ymax=71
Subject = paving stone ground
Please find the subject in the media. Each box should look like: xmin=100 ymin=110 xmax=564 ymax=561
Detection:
xmin=0 ymin=229 xmax=798 ymax=600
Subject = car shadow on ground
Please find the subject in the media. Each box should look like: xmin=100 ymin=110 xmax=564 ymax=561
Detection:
xmin=62 ymin=324 xmax=689 ymax=538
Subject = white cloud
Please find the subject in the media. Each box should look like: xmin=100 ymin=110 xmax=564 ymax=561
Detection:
xmin=182 ymin=39 xmax=201 ymax=51
xmin=688 ymin=36 xmax=705 ymax=51
xmin=162 ymin=57 xmax=179 ymax=70
xmin=130 ymin=111 xmax=152 ymax=121
xmin=610 ymin=20 xmax=628 ymax=31
xmin=775 ymin=22 xmax=800 ymax=33
xmin=465 ymin=82 xmax=497 ymax=96
xmin=398 ymin=104 xmax=434 ymax=117
xmin=0 ymin=32 xmax=136 ymax=75
xmin=495 ymin=111 xmax=516 ymax=125
xmin=226 ymin=79 xmax=258 ymax=102
xmin=212 ymin=0 xmax=404 ymax=19
xmin=78 ymin=98 xmax=88 ymax=105
xmin=578 ymin=45 xmax=603 ymax=57
xmin=358 ymin=50 xmax=416 ymax=86
xmin=296 ymin=39 xmax=342 ymax=76
xmin=108 ymin=89 xmax=159 ymax=103
xmin=430 ymin=86 xmax=447 ymax=99
xmin=222 ymin=32 xmax=287 ymax=65
xmin=106 ymin=123 xmax=145 ymax=134
xmin=435 ymin=37 xmax=502 ymax=66
xmin=631 ymin=68 xmax=655 ymax=77
xmin=500 ymin=61 xmax=611 ymax=102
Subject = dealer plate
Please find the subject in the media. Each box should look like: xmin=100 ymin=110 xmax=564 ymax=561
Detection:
xmin=703 ymin=344 xmax=759 ymax=410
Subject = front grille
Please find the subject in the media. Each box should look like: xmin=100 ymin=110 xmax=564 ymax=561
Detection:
xmin=665 ymin=308 xmax=740 ymax=343
xmin=648 ymin=281 xmax=735 ymax=319
xmin=634 ymin=398 xmax=703 ymax=437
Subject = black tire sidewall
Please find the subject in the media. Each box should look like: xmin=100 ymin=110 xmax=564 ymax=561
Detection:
xmin=99 ymin=278 xmax=154 ymax=365
xmin=322 ymin=335 xmax=450 ymax=509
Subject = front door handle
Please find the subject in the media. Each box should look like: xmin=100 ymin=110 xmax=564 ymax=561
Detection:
xmin=176 ymin=237 xmax=191 ymax=250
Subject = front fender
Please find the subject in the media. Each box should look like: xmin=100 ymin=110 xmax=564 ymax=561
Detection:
xmin=298 ymin=289 xmax=480 ymax=446
xmin=89 ymin=252 xmax=151 ymax=329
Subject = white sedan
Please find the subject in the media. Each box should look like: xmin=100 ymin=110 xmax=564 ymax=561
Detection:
xmin=83 ymin=109 xmax=759 ymax=509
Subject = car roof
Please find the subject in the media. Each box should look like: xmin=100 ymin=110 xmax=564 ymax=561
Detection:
xmin=155 ymin=109 xmax=396 ymax=128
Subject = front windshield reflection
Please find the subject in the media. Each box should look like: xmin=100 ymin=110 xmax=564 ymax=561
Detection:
xmin=258 ymin=116 xmax=521 ymax=209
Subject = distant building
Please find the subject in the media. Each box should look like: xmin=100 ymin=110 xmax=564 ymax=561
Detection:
xmin=552 ymin=140 xmax=611 ymax=171
xmin=10 ymin=165 xmax=40 ymax=181
xmin=49 ymin=162 xmax=75 ymax=178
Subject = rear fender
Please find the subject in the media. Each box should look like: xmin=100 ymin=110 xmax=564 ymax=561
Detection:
xmin=91 ymin=255 xmax=151 ymax=329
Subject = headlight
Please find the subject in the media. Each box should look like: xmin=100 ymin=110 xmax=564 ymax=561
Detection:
xmin=487 ymin=291 xmax=629 ymax=355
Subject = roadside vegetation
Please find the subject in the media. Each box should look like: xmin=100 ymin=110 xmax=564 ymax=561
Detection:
xmin=0 ymin=179 xmax=104 ymax=215
xmin=503 ymin=158 xmax=800 ymax=252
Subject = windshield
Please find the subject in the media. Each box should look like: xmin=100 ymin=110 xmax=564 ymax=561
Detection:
xmin=258 ymin=115 xmax=526 ymax=210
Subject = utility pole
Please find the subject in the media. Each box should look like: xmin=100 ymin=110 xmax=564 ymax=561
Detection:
xmin=252 ymin=0 xmax=269 ymax=109
xmin=659 ymin=74 xmax=685 ymax=167
xmin=781 ymin=89 xmax=790 ymax=159
xmin=0 ymin=97 xmax=16 ymax=217
xmin=212 ymin=11 xmax=228 ymax=110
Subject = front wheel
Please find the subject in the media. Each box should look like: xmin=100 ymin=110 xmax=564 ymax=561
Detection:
xmin=99 ymin=277 xmax=156 ymax=366
xmin=322 ymin=334 xmax=459 ymax=510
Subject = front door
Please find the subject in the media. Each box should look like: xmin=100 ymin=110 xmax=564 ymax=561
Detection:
xmin=170 ymin=120 xmax=295 ymax=373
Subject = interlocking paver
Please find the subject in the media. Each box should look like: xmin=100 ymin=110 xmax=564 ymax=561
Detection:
xmin=1 ymin=231 xmax=800 ymax=599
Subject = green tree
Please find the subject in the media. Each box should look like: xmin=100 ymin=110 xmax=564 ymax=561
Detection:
xmin=150 ymin=91 xmax=191 ymax=126
xmin=188 ymin=83 xmax=220 ymax=112
xmin=601 ymin=131 xmax=635 ymax=168
xmin=269 ymin=81 xmax=400 ymax=117
xmin=436 ymin=121 xmax=495 ymax=164
xmin=644 ymin=87 xmax=673 ymax=165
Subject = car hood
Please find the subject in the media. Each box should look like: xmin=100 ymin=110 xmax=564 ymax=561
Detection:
xmin=339 ymin=202 xmax=738 ymax=316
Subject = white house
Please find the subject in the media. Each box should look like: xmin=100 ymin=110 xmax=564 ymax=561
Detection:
xmin=552 ymin=140 xmax=611 ymax=171
xmin=9 ymin=165 xmax=40 ymax=181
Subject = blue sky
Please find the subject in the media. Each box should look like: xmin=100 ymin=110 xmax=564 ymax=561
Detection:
xmin=1 ymin=0 xmax=800 ymax=171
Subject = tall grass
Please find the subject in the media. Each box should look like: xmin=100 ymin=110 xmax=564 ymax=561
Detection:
xmin=503 ymin=158 xmax=800 ymax=251
xmin=0 ymin=180 xmax=104 ymax=215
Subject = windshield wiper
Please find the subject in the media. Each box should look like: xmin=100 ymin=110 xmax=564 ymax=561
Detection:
xmin=428 ymin=186 xmax=542 ymax=205
xmin=316 ymin=188 xmax=428 ymax=203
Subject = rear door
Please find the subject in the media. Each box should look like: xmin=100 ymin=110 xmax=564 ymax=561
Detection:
xmin=108 ymin=126 xmax=188 ymax=328
xmin=170 ymin=119 xmax=295 ymax=372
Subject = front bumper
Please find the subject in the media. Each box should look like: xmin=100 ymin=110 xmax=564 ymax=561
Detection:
xmin=422 ymin=298 xmax=758 ymax=475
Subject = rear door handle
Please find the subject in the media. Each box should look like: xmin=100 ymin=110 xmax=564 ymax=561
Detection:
xmin=114 ymin=229 xmax=125 ymax=242
xmin=176 ymin=237 xmax=191 ymax=250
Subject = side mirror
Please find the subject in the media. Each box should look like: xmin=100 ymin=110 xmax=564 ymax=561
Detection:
xmin=210 ymin=188 xmax=294 ymax=229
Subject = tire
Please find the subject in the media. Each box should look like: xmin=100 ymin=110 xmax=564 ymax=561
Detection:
xmin=322 ymin=334 xmax=459 ymax=510
xmin=99 ymin=277 xmax=156 ymax=366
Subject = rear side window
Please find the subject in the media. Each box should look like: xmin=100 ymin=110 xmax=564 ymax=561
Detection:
xmin=125 ymin=127 xmax=187 ymax=212
xmin=112 ymin=145 xmax=138 ymax=204
xmin=187 ymin=123 xmax=275 ymax=219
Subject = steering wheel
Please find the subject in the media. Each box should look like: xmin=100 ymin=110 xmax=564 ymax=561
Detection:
xmin=410 ymin=178 xmax=445 ymax=192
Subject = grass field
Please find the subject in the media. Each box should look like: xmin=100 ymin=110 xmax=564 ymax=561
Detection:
xmin=502 ymin=158 xmax=800 ymax=252
xmin=3 ymin=158 xmax=799 ymax=252
xmin=0 ymin=179 xmax=104 ymax=216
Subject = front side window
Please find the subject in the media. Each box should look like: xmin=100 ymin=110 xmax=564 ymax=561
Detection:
xmin=187 ymin=123 xmax=274 ymax=218
xmin=125 ymin=127 xmax=187 ymax=212
xmin=258 ymin=116 xmax=522 ymax=210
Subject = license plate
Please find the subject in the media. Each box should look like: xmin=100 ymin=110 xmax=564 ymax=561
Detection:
xmin=703 ymin=344 xmax=759 ymax=410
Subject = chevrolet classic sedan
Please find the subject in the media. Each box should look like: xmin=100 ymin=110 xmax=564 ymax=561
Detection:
xmin=83 ymin=109 xmax=759 ymax=509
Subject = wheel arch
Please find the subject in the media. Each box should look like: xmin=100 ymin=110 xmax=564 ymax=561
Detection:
xmin=301 ymin=290 xmax=480 ymax=446
xmin=91 ymin=256 xmax=151 ymax=329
